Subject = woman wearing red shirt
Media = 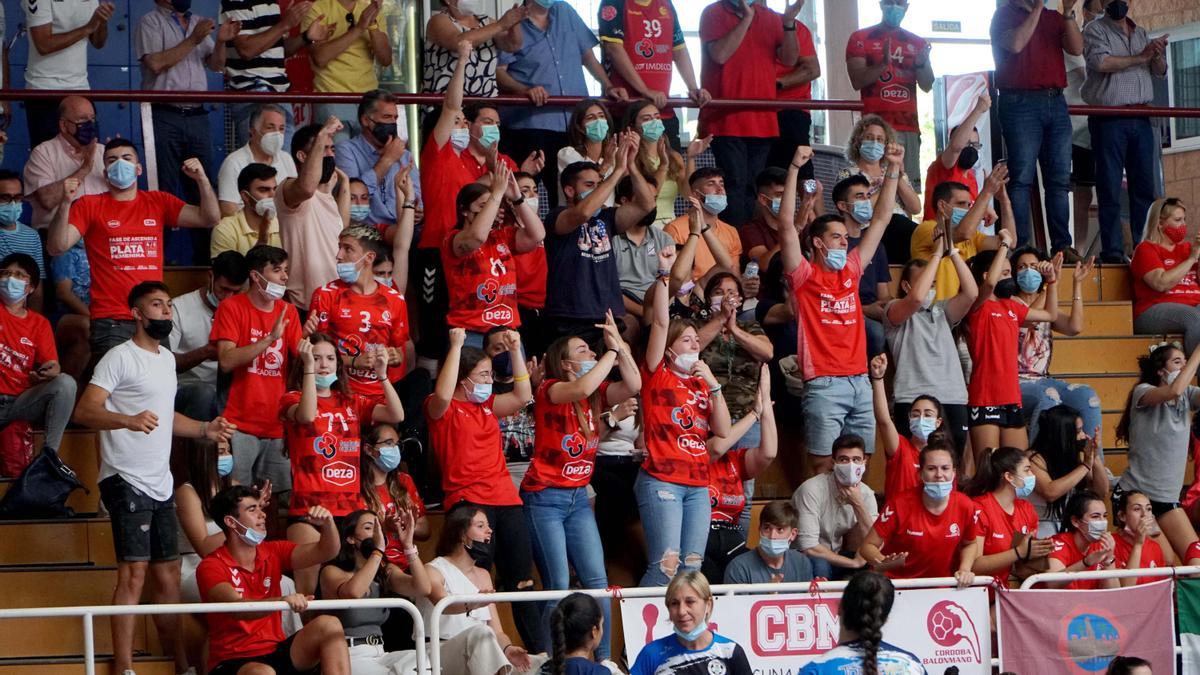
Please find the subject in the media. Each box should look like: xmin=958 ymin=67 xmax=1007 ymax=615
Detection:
xmin=637 ymin=277 xmax=731 ymax=587
xmin=870 ymin=353 xmax=949 ymax=504
xmin=1132 ymin=199 xmax=1200 ymax=353
xmin=1112 ymin=490 xmax=1170 ymax=587
xmin=965 ymin=447 xmax=1053 ymax=586
xmin=425 ymin=327 xmax=543 ymax=652
xmin=359 ymin=423 xmax=430 ymax=561
xmin=1044 ymin=490 xmax=1120 ymax=589
xmin=280 ymin=333 xmax=404 ymax=594
xmin=520 ymin=312 xmax=640 ymax=661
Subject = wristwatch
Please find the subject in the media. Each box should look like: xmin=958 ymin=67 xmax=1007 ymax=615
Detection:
xmin=510 ymin=195 xmax=526 ymax=207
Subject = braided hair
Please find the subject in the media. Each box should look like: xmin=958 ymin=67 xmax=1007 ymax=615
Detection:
xmin=841 ymin=571 xmax=896 ymax=675
xmin=549 ymin=592 xmax=603 ymax=675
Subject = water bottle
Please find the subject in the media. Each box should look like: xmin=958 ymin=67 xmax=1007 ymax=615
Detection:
xmin=744 ymin=261 xmax=759 ymax=279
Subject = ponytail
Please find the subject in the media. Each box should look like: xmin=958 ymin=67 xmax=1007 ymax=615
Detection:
xmin=548 ymin=592 xmax=603 ymax=673
xmin=841 ymin=571 xmax=896 ymax=675
xmin=963 ymin=446 xmax=1026 ymax=497
xmin=550 ymin=602 xmax=567 ymax=675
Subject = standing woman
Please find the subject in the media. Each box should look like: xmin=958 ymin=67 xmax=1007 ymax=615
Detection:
xmin=521 ymin=313 xmax=641 ymax=661
xmin=281 ymin=334 xmax=405 ymax=594
xmin=1027 ymin=405 xmax=1108 ymax=538
xmin=965 ymin=447 xmax=1054 ymax=585
xmin=629 ymin=571 xmax=752 ymax=675
xmin=1132 ymin=198 xmax=1200 ymax=353
xmin=1114 ymin=342 xmax=1200 ymax=560
xmin=870 ymin=353 xmax=951 ymax=503
xmin=799 ymin=572 xmax=925 ymax=674
xmin=422 ymin=0 xmax=525 ymax=97
xmin=637 ymin=277 xmax=731 ymax=587
xmin=557 ymin=99 xmax=616 ymax=207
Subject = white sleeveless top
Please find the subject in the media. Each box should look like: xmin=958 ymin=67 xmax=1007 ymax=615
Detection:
xmin=418 ymin=557 xmax=490 ymax=640
xmin=178 ymin=483 xmax=222 ymax=555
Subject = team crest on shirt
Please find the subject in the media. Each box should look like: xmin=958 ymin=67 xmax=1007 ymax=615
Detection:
xmin=708 ymin=660 xmax=726 ymax=675
xmin=476 ymin=278 xmax=500 ymax=303
xmin=948 ymin=523 xmax=961 ymax=538
xmin=106 ymin=220 xmax=121 ymax=229
xmin=600 ymin=5 xmax=616 ymax=20
xmin=561 ymin=432 xmax=586 ymax=458
xmin=671 ymin=406 xmax=695 ymax=430
xmin=636 ymin=38 xmax=655 ymax=59
xmin=314 ymin=432 xmax=339 ymax=459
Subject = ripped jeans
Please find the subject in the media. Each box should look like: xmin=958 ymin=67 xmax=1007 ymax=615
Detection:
xmin=634 ymin=470 xmax=711 ymax=587
xmin=1020 ymin=376 xmax=1104 ymax=459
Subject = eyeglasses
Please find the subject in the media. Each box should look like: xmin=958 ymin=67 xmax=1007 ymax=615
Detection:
xmin=0 ymin=194 xmax=23 ymax=205
xmin=966 ymin=141 xmax=983 ymax=150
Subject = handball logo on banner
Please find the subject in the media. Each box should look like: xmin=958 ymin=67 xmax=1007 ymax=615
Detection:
xmin=927 ymin=601 xmax=981 ymax=664
xmin=749 ymin=598 xmax=840 ymax=657
xmin=1059 ymin=611 xmax=1122 ymax=672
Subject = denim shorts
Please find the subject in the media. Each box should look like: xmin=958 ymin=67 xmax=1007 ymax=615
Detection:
xmin=99 ymin=475 xmax=179 ymax=563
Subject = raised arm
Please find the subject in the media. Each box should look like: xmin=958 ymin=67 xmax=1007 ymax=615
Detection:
xmin=885 ymin=247 xmax=943 ymax=326
xmin=998 ymin=2 xmax=1045 ymax=54
xmin=47 ymin=178 xmax=84 ymax=256
xmin=555 ymin=137 xmax=631 ymax=235
xmin=176 ymin=159 xmax=222 ymax=228
xmin=432 ymin=40 xmax=474 ymax=148
xmin=291 ymin=506 xmax=342 ymax=570
xmin=779 ymin=145 xmax=811 ymax=274
xmin=428 ymin=329 xmax=466 ymax=421
xmin=281 ymin=117 xmax=342 ymax=209
xmin=705 ymin=0 xmax=755 ymax=65
xmin=853 ymin=144 xmax=903 ymax=265
xmin=452 ymin=163 xmax=508 ymax=256
xmin=281 ymin=338 xmax=318 ymax=424
xmin=645 ymin=277 xmax=670 ymax=372
xmin=1023 ymin=253 xmax=1061 ymax=325
xmin=742 ymin=367 xmax=776 ymax=476
xmin=1053 ymin=258 xmax=1094 ymax=336
xmin=614 ymin=135 xmax=656 ymax=233
xmin=669 ymin=198 xmax=703 ymax=295
xmin=217 ymin=310 xmax=289 ymax=373
xmin=869 ymin=354 xmax=901 ymax=458
xmin=941 ymin=93 xmax=990 ymax=169
xmin=390 ymin=166 xmax=416 ymax=286
xmin=944 ymin=247 xmax=980 ymax=324
xmin=1140 ymin=342 xmax=1200 ymax=407
xmin=492 ymin=330 xmax=531 ymax=417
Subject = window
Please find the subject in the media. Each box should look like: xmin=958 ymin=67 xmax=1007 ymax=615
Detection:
xmin=1164 ymin=23 xmax=1200 ymax=151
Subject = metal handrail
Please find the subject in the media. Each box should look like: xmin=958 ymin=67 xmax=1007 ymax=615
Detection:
xmin=1019 ymin=563 xmax=1200 ymax=589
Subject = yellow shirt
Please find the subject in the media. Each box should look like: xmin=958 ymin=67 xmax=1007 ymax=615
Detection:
xmin=211 ymin=211 xmax=282 ymax=258
xmin=910 ymin=219 xmax=987 ymax=301
xmin=304 ymin=0 xmax=382 ymax=93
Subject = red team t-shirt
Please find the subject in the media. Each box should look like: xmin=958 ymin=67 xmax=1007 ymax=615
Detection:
xmin=598 ymin=0 xmax=685 ymax=119
xmin=845 ymin=26 xmax=928 ymax=132
xmin=375 ymin=475 xmax=428 ymax=566
xmin=417 ymin=140 xmax=477 ymax=251
xmin=514 ymin=245 xmax=548 ymax=310
xmin=197 ymin=540 xmax=298 ymax=666
xmin=1131 ymin=241 xmax=1200 ymax=318
xmin=211 ymin=293 xmax=302 ymax=439
xmin=973 ymin=492 xmax=1038 ymax=582
xmin=442 ymin=222 xmax=521 ymax=331
xmin=642 ymin=361 xmax=714 ymax=488
xmin=788 ymin=251 xmax=866 ymax=381
xmin=884 ymin=435 xmax=920 ymax=504
xmin=1112 ymin=533 xmax=1166 ymax=586
xmin=873 ymin=489 xmax=979 ymax=579
xmin=776 ymin=21 xmax=818 ymax=101
xmin=1048 ymin=533 xmax=1107 ymax=589
xmin=708 ymin=447 xmax=749 ymax=524
xmin=308 ymin=280 xmax=411 ymax=397
xmin=0 ymin=309 xmax=56 ymax=396
xmin=68 ymin=191 xmax=185 ymax=320
xmin=425 ymin=396 xmax=522 ymax=507
xmin=278 ymin=390 xmax=374 ymax=516
xmin=966 ymin=298 xmax=1029 ymax=407
xmin=697 ymin=2 xmax=783 ymax=138
xmin=522 ymin=379 xmax=611 ymax=491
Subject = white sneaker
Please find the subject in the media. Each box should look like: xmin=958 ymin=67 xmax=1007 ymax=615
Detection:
xmin=121 ymin=670 xmax=136 ymax=675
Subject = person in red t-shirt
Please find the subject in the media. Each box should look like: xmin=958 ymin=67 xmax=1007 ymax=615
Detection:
xmin=870 ymin=353 xmax=950 ymax=504
xmin=698 ymin=0 xmax=802 ymax=227
xmin=965 ymin=236 xmax=1061 ymax=473
xmin=521 ymin=312 xmax=640 ymax=659
xmin=965 ymin=446 xmax=1053 ymax=586
xmin=48 ymin=138 xmax=221 ymax=360
xmin=212 ymin=244 xmax=303 ymax=495
xmin=637 ymin=275 xmax=731 ymax=587
xmin=197 ymin=485 xmax=350 ymax=675
xmin=1132 ymin=199 xmax=1200 ymax=353
xmin=512 ymin=172 xmax=550 ymax=350
xmin=0 ymin=253 xmax=76 ymax=456
xmin=768 ymin=9 xmax=819 ymax=175
xmin=425 ymin=326 xmax=544 ymax=651
xmin=360 ymin=422 xmax=430 ymax=558
xmin=780 ymin=144 xmax=900 ymax=474
xmin=1044 ymin=490 xmax=1120 ymax=589
xmin=845 ymin=0 xmax=933 ymax=183
xmin=922 ymin=92 xmax=993 ymax=222
xmin=1111 ymin=489 xmax=1170 ymax=587
xmin=860 ymin=445 xmax=979 ymax=584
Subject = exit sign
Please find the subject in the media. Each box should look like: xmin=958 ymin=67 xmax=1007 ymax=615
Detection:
xmin=932 ymin=20 xmax=962 ymax=32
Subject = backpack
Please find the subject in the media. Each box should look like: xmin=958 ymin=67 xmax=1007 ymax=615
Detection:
xmin=0 ymin=447 xmax=86 ymax=518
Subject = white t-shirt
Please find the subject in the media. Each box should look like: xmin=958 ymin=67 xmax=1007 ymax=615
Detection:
xmin=168 ymin=288 xmax=216 ymax=387
xmin=91 ymin=340 xmax=178 ymax=501
xmin=216 ymin=143 xmax=299 ymax=207
xmin=24 ymin=0 xmax=97 ymax=90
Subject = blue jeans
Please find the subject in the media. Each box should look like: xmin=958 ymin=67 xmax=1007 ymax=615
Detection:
xmin=1089 ymin=116 xmax=1159 ymax=260
xmin=731 ymin=418 xmax=761 ymax=533
xmin=634 ymin=470 xmax=711 ymax=587
xmin=1019 ymin=376 xmax=1104 ymax=460
xmin=998 ymin=90 xmax=1073 ymax=252
xmin=521 ymin=487 xmax=610 ymax=659
xmin=802 ymin=375 xmax=875 ymax=457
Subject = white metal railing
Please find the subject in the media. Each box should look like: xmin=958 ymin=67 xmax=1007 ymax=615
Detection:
xmin=0 ymin=597 xmax=426 ymax=675
xmin=1019 ymin=564 xmax=1200 ymax=589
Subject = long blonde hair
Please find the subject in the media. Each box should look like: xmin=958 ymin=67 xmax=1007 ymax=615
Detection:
xmin=1144 ymin=197 xmax=1187 ymax=246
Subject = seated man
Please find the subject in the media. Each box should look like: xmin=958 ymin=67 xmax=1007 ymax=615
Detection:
xmin=170 ymin=251 xmax=248 ymax=420
xmin=792 ymin=434 xmax=877 ymax=580
xmin=664 ymin=168 xmax=742 ymax=282
xmin=333 ymin=90 xmax=420 ymax=228
xmin=724 ymin=500 xmax=814 ymax=584
xmin=217 ymin=104 xmax=297 ymax=217
xmin=198 ymin=485 xmax=349 ymax=675
xmin=0 ymin=170 xmax=47 ymax=311
xmin=212 ymin=163 xmax=282 ymax=257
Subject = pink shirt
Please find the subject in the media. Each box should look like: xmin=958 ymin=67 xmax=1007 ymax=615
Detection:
xmin=23 ymin=135 xmax=108 ymax=230
xmin=277 ymin=188 xmax=343 ymax=310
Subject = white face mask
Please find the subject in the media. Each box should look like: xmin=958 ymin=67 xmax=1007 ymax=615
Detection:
xmin=456 ymin=0 xmax=483 ymax=13
xmin=833 ymin=462 xmax=865 ymax=486
xmin=253 ymin=196 xmax=277 ymax=218
xmin=257 ymin=273 xmax=286 ymax=301
xmin=672 ymin=351 xmax=699 ymax=373
xmin=526 ymin=196 xmax=539 ymax=214
xmin=921 ymin=289 xmax=936 ymax=309
xmin=259 ymin=131 xmax=285 ymax=156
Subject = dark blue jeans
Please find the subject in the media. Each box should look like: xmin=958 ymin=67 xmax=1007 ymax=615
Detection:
xmin=152 ymin=105 xmax=214 ymax=265
xmin=1089 ymin=115 xmax=1159 ymax=260
xmin=711 ymin=136 xmax=773 ymax=228
xmin=998 ymin=90 xmax=1073 ymax=252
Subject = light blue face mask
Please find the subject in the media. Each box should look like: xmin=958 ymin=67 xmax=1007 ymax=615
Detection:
xmin=375 ymin=445 xmax=402 ymax=472
xmin=349 ymin=205 xmax=371 ymax=223
xmin=909 ymin=416 xmax=938 ymax=441
xmin=216 ymin=455 xmax=234 ymax=477
xmin=574 ymin=359 xmax=598 ymax=377
xmin=881 ymin=4 xmax=907 ymax=27
xmin=1013 ymin=474 xmax=1036 ymax=499
xmin=851 ymin=199 xmax=874 ymax=225
xmin=759 ymin=537 xmax=791 ymax=557
xmin=769 ymin=197 xmax=782 ymax=217
xmin=703 ymin=193 xmax=727 ymax=215
xmin=0 ymin=202 xmax=22 ymax=226
xmin=106 ymin=159 xmax=138 ymax=190
xmin=576 ymin=187 xmax=602 ymax=219
xmin=534 ymin=0 xmax=557 ymax=7
xmin=1017 ymin=268 xmax=1043 ymax=294
xmin=479 ymin=124 xmax=501 ymax=148
xmin=641 ymin=119 xmax=666 ymax=142
xmin=585 ymin=118 xmax=609 ymax=143
xmin=450 ymin=128 xmax=471 ymax=151
xmin=315 ymin=372 xmax=338 ymax=388
xmin=336 ymin=258 xmax=363 ymax=284
xmin=674 ymin=622 xmax=708 ymax=643
xmin=824 ymin=248 xmax=848 ymax=271
xmin=235 ymin=518 xmax=267 ymax=546
xmin=950 ymin=206 xmax=969 ymax=226
xmin=860 ymin=140 xmax=886 ymax=162
xmin=924 ymin=480 xmax=954 ymax=501
xmin=466 ymin=378 xmax=492 ymax=403
xmin=0 ymin=277 xmax=27 ymax=305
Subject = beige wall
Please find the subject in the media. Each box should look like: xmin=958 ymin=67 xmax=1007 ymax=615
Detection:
xmin=822 ymin=0 xmax=859 ymax=146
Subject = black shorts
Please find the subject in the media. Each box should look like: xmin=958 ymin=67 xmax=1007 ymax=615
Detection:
xmin=1111 ymin=485 xmax=1180 ymax=518
xmin=968 ymin=404 xmax=1025 ymax=429
xmin=1071 ymin=144 xmax=1096 ymax=187
xmin=99 ymin=475 xmax=179 ymax=563
xmin=209 ymin=634 xmax=316 ymax=675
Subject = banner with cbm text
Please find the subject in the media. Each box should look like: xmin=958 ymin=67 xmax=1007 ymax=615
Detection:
xmin=620 ymin=587 xmax=991 ymax=674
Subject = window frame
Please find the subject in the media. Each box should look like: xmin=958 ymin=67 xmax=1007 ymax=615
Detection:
xmin=1159 ymin=21 xmax=1200 ymax=154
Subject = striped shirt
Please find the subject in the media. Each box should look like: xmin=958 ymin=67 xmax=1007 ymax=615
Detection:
xmin=220 ymin=0 xmax=289 ymax=91
xmin=0 ymin=223 xmax=46 ymax=279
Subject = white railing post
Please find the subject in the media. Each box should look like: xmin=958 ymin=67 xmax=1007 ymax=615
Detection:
xmin=83 ymin=613 xmax=95 ymax=675
xmin=1018 ymin=564 xmax=1200 ymax=589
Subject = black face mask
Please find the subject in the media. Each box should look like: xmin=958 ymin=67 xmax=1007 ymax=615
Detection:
xmin=170 ymin=0 xmax=192 ymax=12
xmin=145 ymin=318 xmax=173 ymax=341
xmin=492 ymin=350 xmax=513 ymax=380
xmin=994 ymin=278 xmax=1017 ymax=300
xmin=73 ymin=119 xmax=99 ymax=146
xmin=1105 ymin=0 xmax=1129 ymax=20
xmin=359 ymin=538 xmax=381 ymax=560
xmin=957 ymin=146 xmax=980 ymax=171
xmin=1075 ymin=437 xmax=1089 ymax=453
xmin=320 ymin=156 xmax=337 ymax=184
xmin=466 ymin=539 xmax=492 ymax=568
xmin=370 ymin=121 xmax=398 ymax=146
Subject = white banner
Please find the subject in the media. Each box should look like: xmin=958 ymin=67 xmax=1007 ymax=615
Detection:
xmin=620 ymin=587 xmax=991 ymax=674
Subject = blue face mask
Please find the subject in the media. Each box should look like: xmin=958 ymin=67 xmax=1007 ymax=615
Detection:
xmin=315 ymin=372 xmax=338 ymax=388
xmin=881 ymin=4 xmax=907 ymax=27
xmin=450 ymin=128 xmax=471 ymax=152
xmin=1017 ymin=268 xmax=1043 ymax=294
xmin=860 ymin=140 xmax=886 ymax=162
xmin=349 ymin=205 xmax=371 ymax=223
xmin=759 ymin=537 xmax=791 ymax=557
xmin=924 ymin=480 xmax=954 ymax=501
xmin=216 ymin=455 xmax=234 ymax=477
xmin=106 ymin=159 xmax=138 ymax=190
xmin=336 ymin=258 xmax=363 ymax=284
xmin=909 ymin=416 xmax=938 ymax=441
xmin=585 ymin=118 xmax=609 ymax=143
xmin=851 ymin=199 xmax=874 ymax=225
xmin=0 ymin=277 xmax=27 ymax=305
xmin=824 ymin=248 xmax=847 ymax=271
xmin=235 ymin=518 xmax=267 ymax=547
xmin=950 ymin=206 xmax=969 ymax=226
xmin=492 ymin=350 xmax=513 ymax=379
xmin=674 ymin=622 xmax=708 ymax=643
xmin=574 ymin=359 xmax=597 ymax=377
xmin=641 ymin=119 xmax=666 ymax=142
xmin=479 ymin=124 xmax=501 ymax=148
xmin=769 ymin=197 xmax=782 ymax=217
xmin=466 ymin=378 xmax=492 ymax=403
xmin=374 ymin=445 xmax=402 ymax=472
xmin=1013 ymin=474 xmax=1036 ymax=499
xmin=0 ymin=202 xmax=22 ymax=226
xmin=534 ymin=0 xmax=557 ymax=6
xmin=702 ymin=193 xmax=727 ymax=215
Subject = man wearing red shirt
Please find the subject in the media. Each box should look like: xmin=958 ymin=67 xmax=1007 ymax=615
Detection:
xmin=779 ymin=144 xmax=901 ymax=474
xmin=213 ymin=244 xmax=302 ymax=496
xmin=47 ymin=138 xmax=220 ymax=361
xmin=699 ymin=0 xmax=801 ymax=228
xmin=198 ymin=485 xmax=349 ymax=675
xmin=846 ymin=0 xmax=933 ymax=183
xmin=0 ymin=253 xmax=76 ymax=455
xmin=769 ymin=7 xmax=819 ymax=177
xmin=991 ymin=0 xmax=1084 ymax=255
xmin=922 ymin=92 xmax=992 ymax=221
